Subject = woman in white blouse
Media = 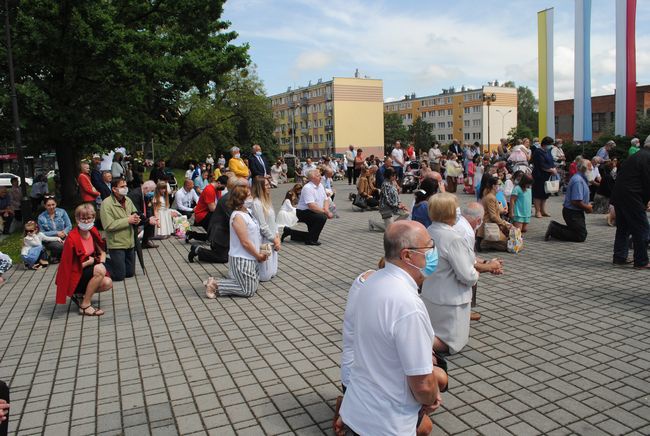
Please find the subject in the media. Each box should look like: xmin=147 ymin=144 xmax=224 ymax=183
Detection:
xmin=204 ymin=185 xmax=268 ymax=298
xmin=250 ymin=176 xmax=281 ymax=281
xmin=421 ymin=193 xmax=479 ymax=354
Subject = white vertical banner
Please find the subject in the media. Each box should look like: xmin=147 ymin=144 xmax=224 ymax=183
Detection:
xmin=574 ymin=0 xmax=592 ymax=141
xmin=615 ymin=0 xmax=627 ymax=135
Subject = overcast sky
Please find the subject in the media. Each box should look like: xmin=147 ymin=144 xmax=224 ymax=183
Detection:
xmin=223 ymin=0 xmax=650 ymax=102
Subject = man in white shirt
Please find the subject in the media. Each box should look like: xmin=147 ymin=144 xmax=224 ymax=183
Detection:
xmin=282 ymin=169 xmax=332 ymax=245
xmin=302 ymin=158 xmax=317 ymax=173
xmin=453 ymin=202 xmax=504 ymax=321
xmin=344 ymin=145 xmax=356 ymax=185
xmin=337 ymin=220 xmax=442 ymax=435
xmin=174 ymin=179 xmax=200 ymax=217
xmin=205 ymin=154 xmax=214 ymax=166
xmin=391 ymin=140 xmax=405 ymax=182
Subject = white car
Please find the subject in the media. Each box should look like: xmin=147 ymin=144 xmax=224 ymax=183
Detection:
xmin=0 ymin=173 xmax=33 ymax=187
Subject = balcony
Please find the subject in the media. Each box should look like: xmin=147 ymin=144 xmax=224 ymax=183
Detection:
xmin=325 ymin=125 xmax=333 ymax=132
xmin=287 ymin=101 xmax=296 ymax=108
xmin=326 ymin=140 xmax=333 ymax=147
xmin=300 ymin=127 xmax=309 ymax=134
xmin=326 ymin=109 xmax=333 ymax=117
xmin=300 ymin=96 xmax=308 ymax=105
xmin=325 ymin=92 xmax=332 ymax=101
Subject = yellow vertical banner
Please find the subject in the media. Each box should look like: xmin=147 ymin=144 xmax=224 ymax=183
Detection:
xmin=537 ymin=8 xmax=554 ymax=138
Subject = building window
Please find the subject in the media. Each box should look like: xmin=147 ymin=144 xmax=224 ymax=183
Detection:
xmin=464 ymin=120 xmax=470 ymax=127
xmin=473 ymin=119 xmax=481 ymax=127
xmin=437 ymin=122 xmax=445 ymax=129
xmin=407 ymin=113 xmax=413 ymax=120
xmin=447 ymin=109 xmax=452 ymax=115
xmin=473 ymin=106 xmax=481 ymax=113
xmin=472 ymin=132 xmax=481 ymax=140
xmin=464 ymin=107 xmax=470 ymax=114
xmin=447 ymin=134 xmax=453 ymax=140
xmin=447 ymin=121 xmax=453 ymax=128
xmin=447 ymin=97 xmax=452 ymax=104
xmin=464 ymin=133 xmax=470 ymax=140
xmin=438 ymin=134 xmax=445 ymax=141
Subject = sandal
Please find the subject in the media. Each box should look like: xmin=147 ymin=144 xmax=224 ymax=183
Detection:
xmin=27 ymin=263 xmax=42 ymax=270
xmin=39 ymin=259 xmax=49 ymax=266
xmin=203 ymin=277 xmax=218 ymax=299
xmin=79 ymin=305 xmax=105 ymax=316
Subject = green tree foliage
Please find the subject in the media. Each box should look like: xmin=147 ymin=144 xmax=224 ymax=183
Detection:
xmin=517 ymin=85 xmax=538 ymax=136
xmin=507 ymin=124 xmax=534 ymax=144
xmin=384 ymin=112 xmax=407 ymax=154
xmin=408 ymin=116 xmax=433 ymax=153
xmin=0 ymin=1 xmax=249 ymax=206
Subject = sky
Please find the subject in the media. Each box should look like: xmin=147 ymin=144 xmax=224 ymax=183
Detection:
xmin=223 ymin=0 xmax=650 ymax=102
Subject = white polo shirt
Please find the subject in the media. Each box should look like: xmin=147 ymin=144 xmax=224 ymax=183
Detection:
xmin=341 ymin=270 xmax=376 ymax=388
xmin=340 ymin=262 xmax=434 ymax=435
xmin=297 ymin=181 xmax=326 ymax=211
xmin=391 ymin=148 xmax=404 ymax=166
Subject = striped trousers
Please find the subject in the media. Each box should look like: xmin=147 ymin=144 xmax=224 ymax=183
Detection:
xmin=218 ymin=256 xmax=260 ymax=297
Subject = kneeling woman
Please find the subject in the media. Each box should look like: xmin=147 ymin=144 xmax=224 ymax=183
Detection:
xmin=204 ymin=185 xmax=269 ymax=298
xmin=55 ymin=203 xmax=113 ymax=316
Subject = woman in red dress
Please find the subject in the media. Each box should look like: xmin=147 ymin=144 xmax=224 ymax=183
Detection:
xmin=55 ymin=203 xmax=112 ymax=316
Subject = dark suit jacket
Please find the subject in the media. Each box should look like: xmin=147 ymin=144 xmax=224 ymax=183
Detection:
xmin=249 ymin=154 xmax=270 ymax=178
xmin=207 ymin=192 xmax=231 ymax=249
xmin=449 ymin=144 xmax=462 ymax=155
xmin=127 ymin=187 xmax=153 ymax=217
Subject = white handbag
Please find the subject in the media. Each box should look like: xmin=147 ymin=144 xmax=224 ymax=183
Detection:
xmin=544 ymin=175 xmax=560 ymax=194
xmin=484 ymin=223 xmax=504 ymax=242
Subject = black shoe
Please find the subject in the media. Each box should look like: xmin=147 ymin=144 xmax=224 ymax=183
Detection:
xmin=305 ymin=241 xmax=321 ymax=246
xmin=185 ymin=233 xmax=192 ymax=244
xmin=281 ymin=227 xmax=291 ymax=243
xmin=612 ymin=258 xmax=633 ymax=266
xmin=188 ymin=245 xmax=197 ymax=263
xmin=544 ymin=226 xmax=552 ymax=241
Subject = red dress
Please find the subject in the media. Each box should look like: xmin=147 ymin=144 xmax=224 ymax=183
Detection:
xmin=55 ymin=226 xmax=105 ymax=304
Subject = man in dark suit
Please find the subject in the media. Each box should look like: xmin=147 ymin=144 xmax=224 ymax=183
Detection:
xmin=127 ymin=180 xmax=159 ymax=249
xmin=449 ymin=139 xmax=462 ymax=156
xmin=249 ymin=144 xmax=270 ymax=179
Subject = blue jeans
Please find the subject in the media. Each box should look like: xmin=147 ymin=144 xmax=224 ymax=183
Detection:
xmin=107 ymin=248 xmax=135 ymax=281
xmin=22 ymin=246 xmax=43 ymax=267
xmin=613 ymin=204 xmax=649 ymax=267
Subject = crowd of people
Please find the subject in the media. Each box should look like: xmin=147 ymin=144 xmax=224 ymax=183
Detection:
xmin=0 ymin=133 xmax=647 ymax=434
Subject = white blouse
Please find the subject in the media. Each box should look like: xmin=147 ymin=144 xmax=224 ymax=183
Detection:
xmin=228 ymin=210 xmax=261 ymax=261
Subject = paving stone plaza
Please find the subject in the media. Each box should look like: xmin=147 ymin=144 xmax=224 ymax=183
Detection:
xmin=0 ymin=181 xmax=648 ymax=435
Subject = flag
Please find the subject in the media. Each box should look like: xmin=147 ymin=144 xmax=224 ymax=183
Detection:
xmin=538 ymin=8 xmax=555 ymax=138
xmin=615 ymin=0 xmax=636 ymax=136
xmin=574 ymin=0 xmax=592 ymax=141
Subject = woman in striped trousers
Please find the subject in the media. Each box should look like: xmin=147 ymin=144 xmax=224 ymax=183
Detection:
xmin=204 ymin=185 xmax=269 ymax=298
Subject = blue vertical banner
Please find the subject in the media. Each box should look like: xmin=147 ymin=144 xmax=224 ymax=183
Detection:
xmin=574 ymin=0 xmax=592 ymax=141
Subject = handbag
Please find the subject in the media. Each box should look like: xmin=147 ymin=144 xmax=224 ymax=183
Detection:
xmin=484 ymin=223 xmax=505 ymax=242
xmin=544 ymin=175 xmax=560 ymax=194
xmin=352 ymin=194 xmax=368 ymax=209
xmin=507 ymin=227 xmax=524 ymax=253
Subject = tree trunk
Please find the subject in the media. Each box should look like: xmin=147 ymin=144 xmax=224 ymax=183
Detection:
xmin=55 ymin=140 xmax=79 ymax=209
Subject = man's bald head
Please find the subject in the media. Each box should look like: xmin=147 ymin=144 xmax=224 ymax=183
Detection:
xmin=384 ymin=220 xmax=427 ymax=261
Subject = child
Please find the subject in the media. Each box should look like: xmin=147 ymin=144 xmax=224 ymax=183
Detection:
xmin=21 ymin=221 xmax=62 ymax=270
xmin=0 ymin=252 xmax=12 ymax=285
xmin=464 ymin=156 xmax=476 ymax=194
xmin=509 ymin=174 xmax=533 ymax=233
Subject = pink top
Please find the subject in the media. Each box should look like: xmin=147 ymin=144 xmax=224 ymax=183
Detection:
xmin=80 ymin=234 xmax=95 ymax=256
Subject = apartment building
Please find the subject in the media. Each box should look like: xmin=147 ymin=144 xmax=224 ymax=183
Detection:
xmin=384 ymin=84 xmax=517 ymax=151
xmin=269 ymin=77 xmax=384 ymax=158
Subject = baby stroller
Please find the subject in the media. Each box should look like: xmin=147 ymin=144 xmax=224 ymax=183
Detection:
xmin=401 ymin=160 xmax=421 ymax=193
xmin=164 ymin=168 xmax=178 ymax=192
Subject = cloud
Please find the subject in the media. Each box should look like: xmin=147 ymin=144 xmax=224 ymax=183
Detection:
xmin=294 ymin=51 xmax=333 ymax=71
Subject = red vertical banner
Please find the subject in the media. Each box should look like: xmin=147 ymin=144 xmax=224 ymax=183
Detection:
xmin=626 ymin=0 xmax=637 ymax=135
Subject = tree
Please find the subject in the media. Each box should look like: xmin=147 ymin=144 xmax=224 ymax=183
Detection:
xmin=0 ymin=1 xmax=249 ymax=206
xmin=408 ymin=116 xmax=433 ymax=153
xmin=384 ymin=112 xmax=407 ymax=154
xmin=517 ymin=85 xmax=539 ymax=136
xmin=507 ymin=125 xmax=534 ymax=144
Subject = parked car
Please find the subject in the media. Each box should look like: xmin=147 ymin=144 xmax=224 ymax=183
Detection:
xmin=0 ymin=173 xmax=33 ymax=187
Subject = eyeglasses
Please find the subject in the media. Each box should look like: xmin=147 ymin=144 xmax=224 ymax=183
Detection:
xmin=404 ymin=238 xmax=435 ymax=251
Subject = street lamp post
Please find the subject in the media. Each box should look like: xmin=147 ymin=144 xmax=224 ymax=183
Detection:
xmin=495 ymin=109 xmax=513 ymax=138
xmin=482 ymin=93 xmax=496 ymax=154
xmin=4 ymin=0 xmax=32 ymax=220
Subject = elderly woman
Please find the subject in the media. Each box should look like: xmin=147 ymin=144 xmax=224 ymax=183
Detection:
xmin=421 ymin=193 xmax=479 ymax=354
xmin=37 ymin=196 xmax=72 ymax=262
xmin=250 ymin=176 xmax=281 ymax=281
xmin=55 ymin=203 xmax=113 ymax=316
xmin=477 ymin=176 xmax=512 ymax=251
xmin=531 ymin=136 xmax=557 ymax=217
xmin=204 ymin=185 xmax=269 ymax=298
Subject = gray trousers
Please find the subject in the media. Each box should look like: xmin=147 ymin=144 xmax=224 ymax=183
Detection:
xmin=218 ymin=256 xmax=260 ymax=297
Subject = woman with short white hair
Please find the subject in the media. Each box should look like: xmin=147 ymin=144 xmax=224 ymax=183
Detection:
xmin=422 ymin=193 xmax=479 ymax=354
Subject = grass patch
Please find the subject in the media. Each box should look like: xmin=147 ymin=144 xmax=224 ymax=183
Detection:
xmin=0 ymin=231 xmax=25 ymax=263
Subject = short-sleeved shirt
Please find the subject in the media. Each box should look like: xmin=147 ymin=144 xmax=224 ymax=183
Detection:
xmin=391 ymin=148 xmax=404 ymax=166
xmin=194 ymin=183 xmax=216 ymax=224
xmin=596 ymin=147 xmax=609 ymax=161
xmin=296 ymin=182 xmax=326 ymax=210
xmin=511 ymin=185 xmax=532 ymax=220
xmin=564 ymin=173 xmax=590 ymax=210
xmin=339 ymin=263 xmax=434 ymax=435
xmin=411 ymin=201 xmax=432 ymax=228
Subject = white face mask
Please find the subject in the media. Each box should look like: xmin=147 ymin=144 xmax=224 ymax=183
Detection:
xmin=78 ymin=222 xmax=94 ymax=231
xmin=234 ymin=153 xmax=241 ymax=159
xmin=118 ymin=187 xmax=128 ymax=196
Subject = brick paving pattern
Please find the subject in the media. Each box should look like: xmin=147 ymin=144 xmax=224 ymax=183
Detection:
xmin=0 ymin=181 xmax=648 ymax=435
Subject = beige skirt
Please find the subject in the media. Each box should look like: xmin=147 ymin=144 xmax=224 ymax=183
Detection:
xmin=423 ymin=299 xmax=471 ymax=355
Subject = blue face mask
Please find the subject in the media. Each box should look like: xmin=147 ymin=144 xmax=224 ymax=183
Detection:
xmin=407 ymin=247 xmax=439 ymax=277
xmin=546 ymin=144 xmax=553 ymax=151
xmin=255 ymin=151 xmax=262 ymax=156
xmin=145 ymin=191 xmax=154 ymax=199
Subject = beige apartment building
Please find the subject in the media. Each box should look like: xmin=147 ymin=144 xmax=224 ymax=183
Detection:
xmin=384 ymin=84 xmax=517 ymax=151
xmin=269 ymin=77 xmax=384 ymax=158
